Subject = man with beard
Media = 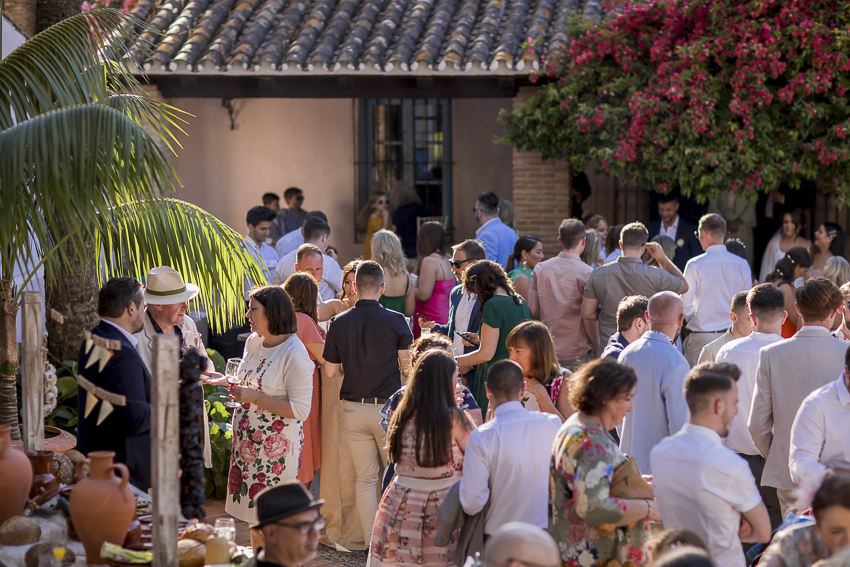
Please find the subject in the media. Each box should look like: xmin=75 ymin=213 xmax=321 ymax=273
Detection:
xmin=618 ymin=291 xmax=690 ymax=473
xmin=134 ymin=266 xmax=213 ymax=468
xmin=651 ymin=363 xmax=772 ymax=567
xmin=77 ymin=277 xmax=152 ymax=490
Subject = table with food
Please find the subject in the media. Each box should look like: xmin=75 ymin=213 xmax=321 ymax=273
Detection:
xmin=0 ymin=436 xmax=248 ymax=567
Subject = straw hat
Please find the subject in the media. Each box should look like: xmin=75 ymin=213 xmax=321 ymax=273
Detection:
xmin=143 ymin=266 xmax=200 ymax=305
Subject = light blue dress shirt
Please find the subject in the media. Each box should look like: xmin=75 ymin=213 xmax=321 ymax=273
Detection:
xmin=476 ymin=218 xmax=518 ymax=269
xmin=618 ymin=330 xmax=690 ymax=473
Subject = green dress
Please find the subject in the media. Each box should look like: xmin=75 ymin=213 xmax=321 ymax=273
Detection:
xmin=507 ymin=264 xmax=533 ymax=283
xmin=379 ymin=278 xmax=409 ymax=315
xmin=473 ymin=294 xmax=531 ymax=414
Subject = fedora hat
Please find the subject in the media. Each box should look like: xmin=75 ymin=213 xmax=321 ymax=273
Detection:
xmin=256 ymin=481 xmax=324 ymax=527
xmin=144 ymin=266 xmax=200 ymax=305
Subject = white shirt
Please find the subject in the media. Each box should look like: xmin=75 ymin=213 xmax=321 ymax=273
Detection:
xmin=246 ymin=236 xmax=279 ymax=283
xmin=659 ymin=216 xmax=680 ymax=240
xmin=458 ymin=401 xmax=561 ymax=534
xmin=715 ymin=332 xmax=784 ymax=455
xmin=275 ymin=228 xmax=304 ymax=259
xmin=101 ymin=319 xmax=139 ymax=347
xmin=603 ymin=248 xmax=622 ymax=265
xmin=452 ymin=291 xmax=477 ymax=356
xmin=650 ymin=424 xmax=763 ymax=567
xmin=682 ymin=245 xmax=752 ymax=332
xmin=789 ymin=373 xmax=850 ymax=485
xmin=271 ymin=249 xmax=343 ymax=301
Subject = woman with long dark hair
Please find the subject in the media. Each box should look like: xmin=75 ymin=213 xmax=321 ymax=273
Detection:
xmin=338 ymin=259 xmax=361 ymax=310
xmin=811 ymin=222 xmax=845 ymax=276
xmin=506 ymin=235 xmax=543 ymax=300
xmin=760 ymin=208 xmax=812 ymax=282
xmin=766 ymin=246 xmax=813 ymax=337
xmin=507 ymin=321 xmax=574 ymax=421
xmin=412 ymin=221 xmax=454 ymax=338
xmin=283 ymin=273 xmax=326 ymax=487
xmin=369 ymin=350 xmax=474 ymax=567
xmin=455 ymin=260 xmax=531 ymax=413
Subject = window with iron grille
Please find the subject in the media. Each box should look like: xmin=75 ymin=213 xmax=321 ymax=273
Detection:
xmin=358 ymin=98 xmax=452 ymax=236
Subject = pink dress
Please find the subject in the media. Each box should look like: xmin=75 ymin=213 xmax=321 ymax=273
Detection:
xmin=369 ymin=422 xmax=463 ymax=567
xmin=294 ymin=312 xmax=323 ymax=485
xmin=413 ymin=278 xmax=454 ymax=338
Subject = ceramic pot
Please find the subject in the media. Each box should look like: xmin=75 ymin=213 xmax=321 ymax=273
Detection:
xmin=0 ymin=425 xmax=33 ymax=526
xmin=27 ymin=450 xmax=60 ymax=505
xmin=11 ymin=426 xmax=77 ymax=453
xmin=69 ymin=451 xmax=136 ymax=563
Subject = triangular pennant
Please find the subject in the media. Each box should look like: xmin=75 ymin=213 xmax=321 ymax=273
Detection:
xmin=84 ymin=391 xmax=99 ymax=418
xmin=85 ymin=345 xmax=113 ymax=372
xmin=84 ymin=338 xmax=94 ymax=355
xmin=97 ymin=348 xmax=113 ymax=372
xmin=96 ymin=400 xmax=114 ymax=426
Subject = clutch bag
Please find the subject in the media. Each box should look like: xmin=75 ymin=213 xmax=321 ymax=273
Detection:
xmin=609 ymin=457 xmax=654 ymax=500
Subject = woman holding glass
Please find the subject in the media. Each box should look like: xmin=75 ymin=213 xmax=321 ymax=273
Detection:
xmin=222 ymin=285 xmax=315 ymax=532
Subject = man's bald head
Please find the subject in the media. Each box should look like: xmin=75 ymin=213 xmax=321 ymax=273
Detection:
xmin=647 ymin=292 xmax=684 ymax=325
xmin=483 ymin=523 xmax=560 ymax=567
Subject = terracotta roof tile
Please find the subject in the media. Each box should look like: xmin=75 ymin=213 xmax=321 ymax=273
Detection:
xmin=123 ymin=0 xmax=598 ymax=74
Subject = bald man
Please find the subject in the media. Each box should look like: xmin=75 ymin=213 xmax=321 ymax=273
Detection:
xmin=618 ymin=291 xmax=691 ymax=473
xmin=483 ymin=522 xmax=560 ymax=567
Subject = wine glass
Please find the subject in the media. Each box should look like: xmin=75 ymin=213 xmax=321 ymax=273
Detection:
xmin=214 ymin=518 xmax=236 ymax=542
xmin=223 ymin=358 xmax=243 ymax=409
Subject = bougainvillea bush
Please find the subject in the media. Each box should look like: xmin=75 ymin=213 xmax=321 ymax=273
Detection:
xmin=499 ymin=0 xmax=850 ymax=204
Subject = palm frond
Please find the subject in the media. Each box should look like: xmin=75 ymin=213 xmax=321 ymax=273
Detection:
xmin=0 ymin=103 xmax=178 ymax=279
xmin=107 ymin=94 xmax=191 ymax=155
xmin=95 ymin=199 xmax=267 ymax=332
xmin=0 ymin=9 xmax=155 ymax=131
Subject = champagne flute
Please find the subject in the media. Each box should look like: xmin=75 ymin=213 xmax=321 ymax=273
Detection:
xmin=224 ymin=358 xmax=243 ymax=409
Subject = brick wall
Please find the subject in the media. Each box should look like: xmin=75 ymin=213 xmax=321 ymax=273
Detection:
xmin=511 ymin=87 xmax=573 ymax=259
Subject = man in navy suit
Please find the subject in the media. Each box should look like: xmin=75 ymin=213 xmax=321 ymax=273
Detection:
xmin=77 ymin=277 xmax=152 ymax=491
xmin=420 ymin=239 xmax=485 ymax=390
xmin=648 ymin=191 xmax=702 ymax=271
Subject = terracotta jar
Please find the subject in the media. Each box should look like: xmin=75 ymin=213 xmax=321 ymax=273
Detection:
xmin=69 ymin=451 xmax=136 ymax=563
xmin=0 ymin=425 xmax=33 ymax=526
xmin=27 ymin=450 xmax=59 ymax=505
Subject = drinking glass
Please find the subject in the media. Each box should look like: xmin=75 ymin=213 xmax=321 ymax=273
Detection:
xmin=214 ymin=518 xmax=236 ymax=542
xmin=223 ymin=358 xmax=243 ymax=409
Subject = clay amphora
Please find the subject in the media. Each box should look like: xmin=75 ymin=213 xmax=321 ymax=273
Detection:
xmin=0 ymin=425 xmax=33 ymax=526
xmin=69 ymin=451 xmax=136 ymax=563
xmin=27 ymin=450 xmax=59 ymax=505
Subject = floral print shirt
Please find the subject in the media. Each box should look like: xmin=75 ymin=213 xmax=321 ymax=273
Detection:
xmin=759 ymin=519 xmax=831 ymax=567
xmin=549 ymin=421 xmax=650 ymax=567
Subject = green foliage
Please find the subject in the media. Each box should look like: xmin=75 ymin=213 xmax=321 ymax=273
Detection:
xmin=47 ymin=360 xmax=80 ymax=436
xmin=206 ymin=349 xmax=225 ymax=374
xmin=499 ymin=0 xmax=850 ymax=204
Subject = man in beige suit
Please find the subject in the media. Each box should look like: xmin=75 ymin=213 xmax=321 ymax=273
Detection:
xmin=134 ymin=266 xmax=213 ymax=468
xmin=748 ymin=277 xmax=848 ymax=516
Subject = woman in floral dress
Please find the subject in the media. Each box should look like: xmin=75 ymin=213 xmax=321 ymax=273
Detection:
xmin=506 ymin=321 xmax=574 ymax=421
xmin=223 ymin=286 xmax=314 ymax=538
xmin=550 ymin=359 xmax=660 ymax=567
xmin=370 ymin=350 xmax=475 ymax=567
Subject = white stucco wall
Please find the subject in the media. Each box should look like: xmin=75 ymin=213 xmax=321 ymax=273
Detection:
xmin=2 ymin=15 xmax=27 ymax=59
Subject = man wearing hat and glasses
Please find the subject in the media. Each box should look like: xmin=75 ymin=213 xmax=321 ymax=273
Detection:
xmin=134 ymin=266 xmax=214 ymax=468
xmin=246 ymin=480 xmax=325 ymax=567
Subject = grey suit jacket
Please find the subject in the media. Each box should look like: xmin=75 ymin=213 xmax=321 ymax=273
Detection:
xmin=748 ymin=326 xmax=848 ymax=490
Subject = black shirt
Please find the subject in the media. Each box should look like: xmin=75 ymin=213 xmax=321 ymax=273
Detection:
xmin=323 ymin=299 xmax=413 ymax=400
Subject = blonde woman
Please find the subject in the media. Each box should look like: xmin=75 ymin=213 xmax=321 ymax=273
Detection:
xmin=372 ymin=229 xmax=414 ymax=316
xmin=357 ymin=191 xmax=390 ymax=260
xmin=581 ymin=229 xmax=605 ymax=268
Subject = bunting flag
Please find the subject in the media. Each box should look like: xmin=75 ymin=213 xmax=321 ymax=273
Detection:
xmin=77 ymin=375 xmax=126 ymax=426
xmin=83 ymin=330 xmax=122 ymax=373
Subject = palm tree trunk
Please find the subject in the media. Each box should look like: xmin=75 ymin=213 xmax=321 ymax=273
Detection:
xmin=0 ymin=279 xmax=22 ymax=442
xmin=35 ymin=0 xmax=82 ymax=34
xmin=45 ymin=255 xmax=100 ymax=364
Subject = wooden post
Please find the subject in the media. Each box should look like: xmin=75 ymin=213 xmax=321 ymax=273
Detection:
xmin=21 ymin=292 xmax=44 ymax=452
xmin=152 ymin=334 xmax=179 ymax=567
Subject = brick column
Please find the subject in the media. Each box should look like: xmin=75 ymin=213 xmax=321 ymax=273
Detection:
xmin=512 ymin=88 xmax=572 ymax=259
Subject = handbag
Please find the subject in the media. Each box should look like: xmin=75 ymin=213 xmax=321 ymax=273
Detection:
xmin=609 ymin=457 xmax=654 ymax=500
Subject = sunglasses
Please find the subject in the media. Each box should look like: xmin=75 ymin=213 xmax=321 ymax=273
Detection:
xmin=293 ymin=195 xmax=304 ymax=202
xmin=449 ymin=258 xmax=473 ymax=269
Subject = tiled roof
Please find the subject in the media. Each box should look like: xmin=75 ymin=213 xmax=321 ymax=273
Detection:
xmin=121 ymin=0 xmax=601 ymax=75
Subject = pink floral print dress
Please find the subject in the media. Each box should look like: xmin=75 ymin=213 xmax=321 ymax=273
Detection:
xmin=225 ymin=332 xmax=314 ymax=524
